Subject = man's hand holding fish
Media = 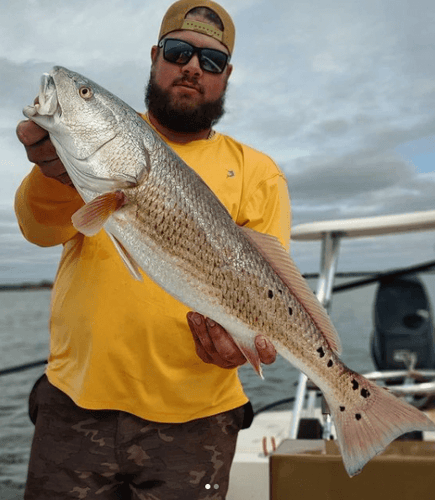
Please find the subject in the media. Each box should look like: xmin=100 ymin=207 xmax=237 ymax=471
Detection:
xmin=187 ymin=312 xmax=277 ymax=369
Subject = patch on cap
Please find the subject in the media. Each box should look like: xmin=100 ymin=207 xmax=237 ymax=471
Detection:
xmin=158 ymin=0 xmax=235 ymax=54
xmin=181 ymin=19 xmax=223 ymax=41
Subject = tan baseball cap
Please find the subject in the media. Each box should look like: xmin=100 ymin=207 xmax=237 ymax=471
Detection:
xmin=158 ymin=0 xmax=235 ymax=55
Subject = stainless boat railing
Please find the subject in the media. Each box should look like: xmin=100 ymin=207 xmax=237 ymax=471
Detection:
xmin=288 ymin=216 xmax=435 ymax=439
xmin=289 ymin=231 xmax=343 ymax=439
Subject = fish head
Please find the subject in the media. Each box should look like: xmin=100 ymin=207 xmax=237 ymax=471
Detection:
xmin=23 ymin=66 xmax=119 ymax=161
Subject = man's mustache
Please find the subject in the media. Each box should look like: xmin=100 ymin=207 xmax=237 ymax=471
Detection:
xmin=172 ymin=77 xmax=204 ymax=94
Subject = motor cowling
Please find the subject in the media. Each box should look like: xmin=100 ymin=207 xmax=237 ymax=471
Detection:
xmin=371 ymin=275 xmax=435 ymax=370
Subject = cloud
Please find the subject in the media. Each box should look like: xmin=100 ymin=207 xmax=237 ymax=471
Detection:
xmin=2 ymin=0 xmax=435 ymax=280
xmin=288 ymin=150 xmax=412 ymax=202
xmin=285 ymin=147 xmax=435 ymax=230
xmin=1 ymin=0 xmax=162 ymax=65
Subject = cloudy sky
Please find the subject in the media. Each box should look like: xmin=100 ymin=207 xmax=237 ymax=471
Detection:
xmin=1 ymin=0 xmax=435 ymax=284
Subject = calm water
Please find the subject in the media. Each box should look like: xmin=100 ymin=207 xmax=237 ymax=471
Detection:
xmin=1 ymin=275 xmax=435 ymax=491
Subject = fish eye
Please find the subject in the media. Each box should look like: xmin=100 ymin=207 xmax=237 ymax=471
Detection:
xmin=79 ymin=86 xmax=93 ymax=99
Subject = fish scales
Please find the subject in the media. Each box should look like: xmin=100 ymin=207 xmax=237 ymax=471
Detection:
xmin=124 ymin=161 xmax=329 ymax=379
xmin=23 ymin=66 xmax=435 ymax=478
xmin=125 ymin=164 xmax=285 ymax=322
xmin=113 ymin=141 xmax=316 ymax=361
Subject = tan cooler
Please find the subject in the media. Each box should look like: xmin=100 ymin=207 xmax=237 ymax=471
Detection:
xmin=270 ymin=439 xmax=435 ymax=500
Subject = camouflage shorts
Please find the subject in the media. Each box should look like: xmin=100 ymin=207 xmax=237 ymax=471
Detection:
xmin=25 ymin=375 xmax=248 ymax=500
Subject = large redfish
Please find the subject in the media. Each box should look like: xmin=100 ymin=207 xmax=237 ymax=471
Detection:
xmin=23 ymin=66 xmax=435 ymax=476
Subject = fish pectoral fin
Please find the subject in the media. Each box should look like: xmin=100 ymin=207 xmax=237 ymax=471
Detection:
xmin=72 ymin=191 xmax=125 ymax=236
xmin=107 ymin=233 xmax=143 ymax=281
xmin=241 ymin=226 xmax=342 ymax=355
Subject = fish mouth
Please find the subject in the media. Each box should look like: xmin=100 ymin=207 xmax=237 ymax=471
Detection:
xmin=23 ymin=71 xmax=61 ymax=119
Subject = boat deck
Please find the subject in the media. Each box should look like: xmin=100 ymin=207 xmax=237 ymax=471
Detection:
xmin=227 ymin=407 xmax=435 ymax=499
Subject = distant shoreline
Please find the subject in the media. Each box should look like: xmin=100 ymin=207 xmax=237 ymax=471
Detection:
xmin=0 ymin=281 xmax=53 ymax=291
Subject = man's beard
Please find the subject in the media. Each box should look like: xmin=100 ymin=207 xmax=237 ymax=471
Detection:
xmin=144 ymin=72 xmax=227 ymax=134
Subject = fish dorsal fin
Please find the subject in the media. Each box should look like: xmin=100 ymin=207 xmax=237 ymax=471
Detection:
xmin=72 ymin=191 xmax=125 ymax=236
xmin=107 ymin=232 xmax=143 ymax=281
xmin=241 ymin=227 xmax=342 ymax=354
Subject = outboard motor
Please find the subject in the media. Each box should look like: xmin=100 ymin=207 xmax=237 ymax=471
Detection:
xmin=371 ymin=275 xmax=435 ymax=370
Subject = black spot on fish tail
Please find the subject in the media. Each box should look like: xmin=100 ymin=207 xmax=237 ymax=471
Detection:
xmin=316 ymin=347 xmax=325 ymax=358
xmin=268 ymin=290 xmax=273 ymax=299
xmin=288 ymin=307 xmax=293 ymax=316
xmin=351 ymin=379 xmax=359 ymax=390
xmin=327 ymin=360 xmax=333 ymax=368
xmin=355 ymin=413 xmax=362 ymax=421
xmin=361 ymin=388 xmax=370 ymax=398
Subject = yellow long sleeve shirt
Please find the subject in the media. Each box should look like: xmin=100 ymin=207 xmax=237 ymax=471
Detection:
xmin=15 ymin=123 xmax=291 ymax=423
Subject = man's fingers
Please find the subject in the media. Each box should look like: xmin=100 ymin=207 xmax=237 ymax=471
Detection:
xmin=187 ymin=312 xmax=246 ymax=368
xmin=16 ymin=120 xmax=48 ymax=146
xmin=187 ymin=312 xmax=277 ymax=370
xmin=255 ymin=336 xmax=276 ymax=365
xmin=187 ymin=312 xmax=216 ymax=363
xmin=205 ymin=318 xmax=246 ymax=366
xmin=16 ymin=121 xmax=72 ymax=186
xmin=25 ymin=137 xmax=59 ymax=166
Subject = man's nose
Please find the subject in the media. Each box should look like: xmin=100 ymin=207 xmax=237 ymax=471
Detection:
xmin=182 ymin=54 xmax=203 ymax=78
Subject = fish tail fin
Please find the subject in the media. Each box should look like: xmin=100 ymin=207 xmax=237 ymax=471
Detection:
xmin=329 ymin=374 xmax=435 ymax=477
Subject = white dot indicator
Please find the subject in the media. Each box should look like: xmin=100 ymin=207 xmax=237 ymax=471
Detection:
xmin=205 ymin=483 xmax=219 ymax=490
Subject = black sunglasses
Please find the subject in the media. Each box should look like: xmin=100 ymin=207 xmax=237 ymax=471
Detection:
xmin=158 ymin=38 xmax=229 ymax=74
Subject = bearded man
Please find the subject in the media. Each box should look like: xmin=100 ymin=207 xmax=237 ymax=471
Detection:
xmin=15 ymin=1 xmax=291 ymax=498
